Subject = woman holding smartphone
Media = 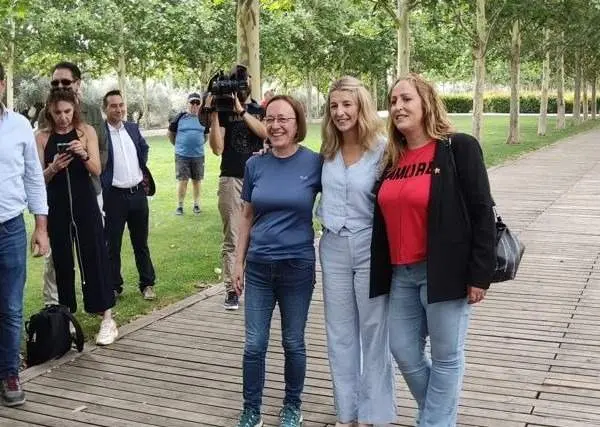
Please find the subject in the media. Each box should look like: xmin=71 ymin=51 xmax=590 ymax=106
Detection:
xmin=35 ymin=88 xmax=118 ymax=346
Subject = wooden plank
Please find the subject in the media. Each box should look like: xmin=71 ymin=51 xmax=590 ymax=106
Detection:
xmin=24 ymin=391 xmax=200 ymax=427
xmin=0 ymin=405 xmax=96 ymax=427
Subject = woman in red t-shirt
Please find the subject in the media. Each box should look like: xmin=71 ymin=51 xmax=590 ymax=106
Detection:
xmin=372 ymin=74 xmax=495 ymax=426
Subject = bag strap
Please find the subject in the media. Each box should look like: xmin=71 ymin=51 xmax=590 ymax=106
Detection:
xmin=61 ymin=309 xmax=85 ymax=352
xmin=446 ymin=136 xmax=500 ymax=222
xmin=170 ymin=111 xmax=186 ymax=133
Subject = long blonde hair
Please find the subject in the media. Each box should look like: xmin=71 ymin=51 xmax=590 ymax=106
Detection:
xmin=321 ymin=76 xmax=382 ymax=160
xmin=383 ymin=73 xmax=454 ymax=172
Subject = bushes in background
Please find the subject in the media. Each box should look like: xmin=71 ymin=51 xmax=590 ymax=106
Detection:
xmin=442 ymin=95 xmax=473 ymax=114
xmin=442 ymin=93 xmax=599 ymax=114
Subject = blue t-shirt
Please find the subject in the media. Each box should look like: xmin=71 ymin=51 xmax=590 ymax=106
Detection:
xmin=242 ymin=146 xmax=322 ymax=262
xmin=174 ymin=114 xmax=206 ymax=158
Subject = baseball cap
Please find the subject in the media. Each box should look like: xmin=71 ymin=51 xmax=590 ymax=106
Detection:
xmin=188 ymin=92 xmax=202 ymax=101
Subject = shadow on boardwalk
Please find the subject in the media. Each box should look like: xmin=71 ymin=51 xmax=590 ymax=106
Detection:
xmin=2 ymin=129 xmax=600 ymax=426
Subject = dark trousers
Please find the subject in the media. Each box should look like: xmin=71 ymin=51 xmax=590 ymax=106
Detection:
xmin=49 ymin=195 xmax=115 ymax=314
xmin=104 ymin=185 xmax=155 ymax=293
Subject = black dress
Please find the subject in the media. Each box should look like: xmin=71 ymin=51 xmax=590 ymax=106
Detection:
xmin=44 ymin=128 xmax=115 ymax=313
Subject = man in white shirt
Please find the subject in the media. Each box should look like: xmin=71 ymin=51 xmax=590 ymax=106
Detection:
xmin=0 ymin=63 xmax=49 ymax=407
xmin=100 ymin=90 xmax=156 ymax=301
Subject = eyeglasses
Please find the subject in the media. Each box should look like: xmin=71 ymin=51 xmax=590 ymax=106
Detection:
xmin=189 ymin=100 xmax=201 ymax=105
xmin=50 ymin=79 xmax=75 ymax=87
xmin=265 ymin=116 xmax=296 ymax=125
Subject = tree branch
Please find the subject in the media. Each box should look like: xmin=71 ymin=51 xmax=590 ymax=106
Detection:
xmin=370 ymin=0 xmax=400 ymax=28
xmin=455 ymin=7 xmax=476 ymax=41
xmin=483 ymin=0 xmax=507 ymax=50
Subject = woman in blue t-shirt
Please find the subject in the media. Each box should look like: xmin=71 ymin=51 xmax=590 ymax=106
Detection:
xmin=233 ymin=95 xmax=322 ymax=427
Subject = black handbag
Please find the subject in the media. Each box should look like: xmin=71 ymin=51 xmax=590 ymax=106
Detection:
xmin=25 ymin=305 xmax=85 ymax=366
xmin=491 ymin=207 xmax=525 ymax=282
xmin=447 ymin=137 xmax=525 ymax=283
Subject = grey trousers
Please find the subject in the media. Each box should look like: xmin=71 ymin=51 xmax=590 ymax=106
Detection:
xmin=319 ymin=227 xmax=396 ymax=424
xmin=217 ymin=177 xmax=243 ymax=293
xmin=43 ymin=192 xmax=104 ymax=306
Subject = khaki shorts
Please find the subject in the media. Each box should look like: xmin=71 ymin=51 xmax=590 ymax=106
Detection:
xmin=175 ymin=154 xmax=205 ymax=181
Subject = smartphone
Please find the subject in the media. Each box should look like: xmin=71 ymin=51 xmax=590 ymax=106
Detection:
xmin=56 ymin=143 xmax=70 ymax=154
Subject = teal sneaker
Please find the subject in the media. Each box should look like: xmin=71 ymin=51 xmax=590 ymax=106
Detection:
xmin=279 ymin=404 xmax=303 ymax=427
xmin=236 ymin=408 xmax=263 ymax=427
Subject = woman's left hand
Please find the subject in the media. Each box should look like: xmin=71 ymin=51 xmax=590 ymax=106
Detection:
xmin=69 ymin=139 xmax=88 ymax=160
xmin=467 ymin=286 xmax=487 ymax=304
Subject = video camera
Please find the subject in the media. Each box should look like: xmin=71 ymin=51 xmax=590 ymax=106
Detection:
xmin=205 ymin=65 xmax=250 ymax=113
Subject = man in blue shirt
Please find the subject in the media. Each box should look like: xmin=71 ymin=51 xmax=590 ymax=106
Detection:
xmin=0 ymin=63 xmax=49 ymax=407
xmin=168 ymin=93 xmax=207 ymax=215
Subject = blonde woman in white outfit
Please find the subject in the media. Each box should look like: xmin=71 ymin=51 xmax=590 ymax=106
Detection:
xmin=317 ymin=76 xmax=396 ymax=427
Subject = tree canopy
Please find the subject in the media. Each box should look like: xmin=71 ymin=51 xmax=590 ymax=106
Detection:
xmin=2 ymin=0 xmax=599 ymax=128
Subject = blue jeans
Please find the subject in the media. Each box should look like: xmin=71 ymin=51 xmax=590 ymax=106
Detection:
xmin=390 ymin=262 xmax=470 ymax=427
xmin=243 ymin=259 xmax=315 ymax=412
xmin=0 ymin=214 xmax=27 ymax=379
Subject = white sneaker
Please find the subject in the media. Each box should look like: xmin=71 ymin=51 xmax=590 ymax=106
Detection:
xmin=96 ymin=318 xmax=118 ymax=346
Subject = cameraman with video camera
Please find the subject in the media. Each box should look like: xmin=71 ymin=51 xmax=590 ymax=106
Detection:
xmin=206 ymin=64 xmax=267 ymax=311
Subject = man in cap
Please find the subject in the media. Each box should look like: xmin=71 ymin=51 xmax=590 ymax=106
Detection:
xmin=168 ymin=92 xmax=207 ymax=215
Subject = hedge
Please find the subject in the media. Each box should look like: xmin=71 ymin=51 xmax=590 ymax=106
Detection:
xmin=442 ymin=94 xmax=599 ymax=114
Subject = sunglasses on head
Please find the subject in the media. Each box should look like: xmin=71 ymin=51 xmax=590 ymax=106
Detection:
xmin=50 ymin=79 xmax=75 ymax=87
xmin=189 ymin=100 xmax=201 ymax=105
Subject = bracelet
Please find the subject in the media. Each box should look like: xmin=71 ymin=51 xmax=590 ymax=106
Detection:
xmin=240 ymin=110 xmax=246 ymax=117
xmin=83 ymin=154 xmax=90 ymax=162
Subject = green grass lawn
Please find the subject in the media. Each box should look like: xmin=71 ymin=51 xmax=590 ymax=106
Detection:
xmin=21 ymin=115 xmax=600 ymax=340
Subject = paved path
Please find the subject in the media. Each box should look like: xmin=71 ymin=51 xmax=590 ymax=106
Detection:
xmin=2 ymin=129 xmax=600 ymax=426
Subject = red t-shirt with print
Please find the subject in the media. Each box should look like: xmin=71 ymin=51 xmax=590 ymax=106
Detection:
xmin=378 ymin=141 xmax=436 ymax=265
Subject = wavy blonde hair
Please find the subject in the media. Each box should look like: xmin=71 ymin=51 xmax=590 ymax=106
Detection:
xmin=321 ymin=76 xmax=382 ymax=160
xmin=383 ymin=73 xmax=454 ymax=172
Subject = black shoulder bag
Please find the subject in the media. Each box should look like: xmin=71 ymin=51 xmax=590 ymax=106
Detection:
xmin=25 ymin=304 xmax=85 ymax=367
xmin=447 ymin=137 xmax=525 ymax=283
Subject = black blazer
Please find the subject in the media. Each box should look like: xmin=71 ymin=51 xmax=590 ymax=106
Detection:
xmin=370 ymin=133 xmax=495 ymax=304
xmin=100 ymin=121 xmax=154 ymax=195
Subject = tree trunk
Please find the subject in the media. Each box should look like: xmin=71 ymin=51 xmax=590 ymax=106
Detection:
xmin=142 ymin=70 xmax=149 ymax=129
xmin=507 ymin=20 xmax=521 ymax=144
xmin=537 ymin=28 xmax=550 ymax=136
xmin=592 ymin=77 xmax=597 ymax=120
xmin=472 ymin=0 xmax=487 ymax=142
xmin=582 ymin=79 xmax=588 ymax=120
xmin=556 ymin=37 xmax=566 ymax=129
xmin=371 ymin=75 xmax=378 ymax=110
xmin=573 ymin=53 xmax=582 ymax=123
xmin=306 ymin=73 xmax=312 ymax=121
xmin=396 ymin=0 xmax=410 ymax=76
xmin=6 ymin=18 xmax=15 ymax=110
xmin=118 ymin=47 xmax=128 ymax=119
xmin=236 ymin=0 xmax=260 ymax=100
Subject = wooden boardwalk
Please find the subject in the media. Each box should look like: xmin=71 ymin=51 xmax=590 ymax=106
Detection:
xmin=3 ymin=129 xmax=600 ymax=426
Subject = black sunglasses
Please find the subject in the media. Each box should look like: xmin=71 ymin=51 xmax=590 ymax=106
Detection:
xmin=189 ymin=100 xmax=201 ymax=105
xmin=50 ymin=79 xmax=75 ymax=87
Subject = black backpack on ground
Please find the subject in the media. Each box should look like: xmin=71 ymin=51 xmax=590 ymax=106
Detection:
xmin=25 ymin=304 xmax=85 ymax=366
